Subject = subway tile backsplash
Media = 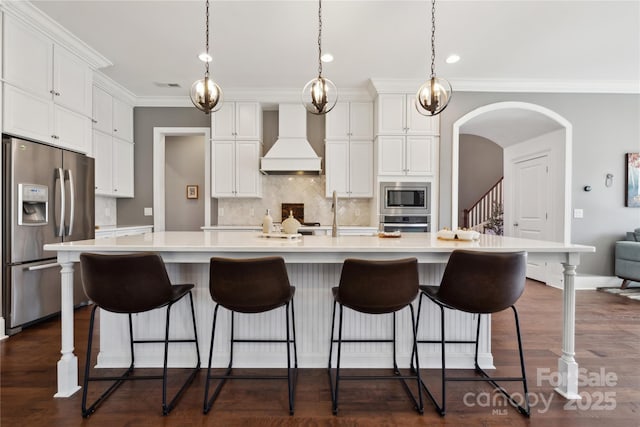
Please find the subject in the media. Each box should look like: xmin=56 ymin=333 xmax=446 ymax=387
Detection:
xmin=217 ymin=175 xmax=371 ymax=226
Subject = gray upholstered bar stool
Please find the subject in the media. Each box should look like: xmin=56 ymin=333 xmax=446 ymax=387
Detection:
xmin=79 ymin=252 xmax=200 ymax=417
xmin=328 ymin=257 xmax=423 ymax=415
xmin=413 ymin=250 xmax=530 ymax=416
xmin=204 ymin=256 xmax=298 ymax=415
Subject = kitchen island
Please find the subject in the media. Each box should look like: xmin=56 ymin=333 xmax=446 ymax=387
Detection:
xmin=44 ymin=231 xmax=594 ymax=401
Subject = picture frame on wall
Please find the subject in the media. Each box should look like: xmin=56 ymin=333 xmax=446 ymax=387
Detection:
xmin=626 ymin=153 xmax=640 ymax=207
xmin=186 ymin=185 xmax=199 ymax=200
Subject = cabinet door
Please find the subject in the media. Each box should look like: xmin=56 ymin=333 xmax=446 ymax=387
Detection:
xmin=235 ymin=141 xmax=261 ymax=197
xmin=3 ymin=84 xmax=52 ymax=144
xmin=406 ymin=135 xmax=434 ymax=176
xmin=406 ymin=96 xmax=439 ymax=134
xmin=325 ymin=139 xmax=349 ymax=197
xmin=53 ymin=46 xmax=91 ymax=115
xmin=377 ymin=136 xmax=405 ymax=176
xmin=3 ymin=16 xmax=52 ymax=99
xmin=92 ymin=130 xmax=113 ymax=195
xmin=235 ymin=102 xmax=260 ymax=139
xmin=212 ymin=102 xmax=235 ymax=138
xmin=92 ymin=86 xmax=113 ymax=134
xmin=349 ymin=102 xmax=373 ymax=139
xmin=348 ymin=140 xmax=373 ymax=197
xmin=112 ymin=98 xmax=133 ymax=142
xmin=53 ymin=105 xmax=90 ymax=154
xmin=113 ymin=138 xmax=134 ymax=197
xmin=325 ymin=102 xmax=349 ymax=139
xmin=376 ymin=94 xmax=405 ymax=134
xmin=212 ymin=140 xmax=236 ymax=197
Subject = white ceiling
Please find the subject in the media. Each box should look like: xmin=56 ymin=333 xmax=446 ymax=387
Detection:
xmin=29 ymin=0 xmax=640 ymax=100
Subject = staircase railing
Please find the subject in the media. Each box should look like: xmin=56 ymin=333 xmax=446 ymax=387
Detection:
xmin=463 ymin=177 xmax=503 ymax=232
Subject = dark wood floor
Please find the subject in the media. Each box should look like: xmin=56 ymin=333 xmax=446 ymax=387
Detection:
xmin=1 ymin=280 xmax=639 ymax=427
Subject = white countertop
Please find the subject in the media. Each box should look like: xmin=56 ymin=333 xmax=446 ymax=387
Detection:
xmin=202 ymin=225 xmax=377 ymax=231
xmin=95 ymin=225 xmax=153 ymax=232
xmin=46 ymin=230 xmax=594 ymax=255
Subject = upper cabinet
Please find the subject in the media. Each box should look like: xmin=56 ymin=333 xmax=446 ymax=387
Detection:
xmin=92 ymin=85 xmax=134 ymax=142
xmin=325 ymin=102 xmax=374 ymax=198
xmin=376 ymin=94 xmax=439 ymax=135
xmin=212 ymin=102 xmax=261 ymax=140
xmin=2 ymin=15 xmax=92 ymax=152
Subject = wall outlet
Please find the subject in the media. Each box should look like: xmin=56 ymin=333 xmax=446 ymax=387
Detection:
xmin=573 ymin=208 xmax=584 ymax=218
xmin=104 ymin=207 xmax=110 ymax=217
xmin=355 ymin=208 xmax=361 ymax=217
xmin=143 ymin=207 xmax=153 ymax=216
xmin=218 ymin=207 xmax=224 ymax=217
xmin=250 ymin=208 xmax=255 ymax=217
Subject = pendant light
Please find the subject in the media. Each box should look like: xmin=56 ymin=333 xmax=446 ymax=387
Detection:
xmin=302 ymin=0 xmax=338 ymax=115
xmin=190 ymin=0 xmax=223 ymax=114
xmin=415 ymin=0 xmax=452 ymax=116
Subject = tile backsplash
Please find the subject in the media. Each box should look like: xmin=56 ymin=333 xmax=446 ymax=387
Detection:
xmin=95 ymin=196 xmax=117 ymax=226
xmin=217 ymin=175 xmax=372 ymax=226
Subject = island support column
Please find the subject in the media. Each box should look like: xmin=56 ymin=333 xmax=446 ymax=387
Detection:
xmin=54 ymin=259 xmax=80 ymax=397
xmin=556 ymin=253 xmax=581 ymax=400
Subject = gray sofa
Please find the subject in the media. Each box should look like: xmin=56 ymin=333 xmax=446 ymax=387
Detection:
xmin=615 ymin=228 xmax=640 ymax=288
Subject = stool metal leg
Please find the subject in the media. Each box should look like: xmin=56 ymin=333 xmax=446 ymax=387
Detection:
xmin=203 ymin=304 xmax=224 ymax=414
xmin=332 ymin=304 xmax=345 ymax=415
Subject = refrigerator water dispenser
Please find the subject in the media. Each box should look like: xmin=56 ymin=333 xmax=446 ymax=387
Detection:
xmin=18 ymin=183 xmax=48 ymax=225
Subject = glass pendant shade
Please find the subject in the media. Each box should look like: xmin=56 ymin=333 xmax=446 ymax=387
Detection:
xmin=302 ymin=76 xmax=337 ymax=115
xmin=416 ymin=76 xmax=452 ymax=116
xmin=190 ymin=76 xmax=223 ymax=114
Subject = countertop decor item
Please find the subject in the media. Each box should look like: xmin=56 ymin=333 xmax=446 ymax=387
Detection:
xmin=262 ymin=209 xmax=274 ymax=234
xmin=189 ymin=0 xmax=223 ymax=114
xmin=301 ymin=0 xmax=337 ymax=115
xmin=415 ymin=0 xmax=452 ymax=116
xmin=282 ymin=211 xmax=301 ymax=234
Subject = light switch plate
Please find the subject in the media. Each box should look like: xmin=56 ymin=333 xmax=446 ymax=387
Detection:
xmin=573 ymin=208 xmax=584 ymax=218
xmin=144 ymin=207 xmax=153 ymax=216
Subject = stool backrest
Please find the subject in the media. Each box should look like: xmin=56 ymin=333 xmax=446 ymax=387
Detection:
xmin=338 ymin=258 xmax=419 ymax=314
xmin=437 ymin=250 xmax=527 ymax=313
xmin=209 ymin=256 xmax=291 ymax=313
xmin=79 ymin=252 xmax=173 ymax=313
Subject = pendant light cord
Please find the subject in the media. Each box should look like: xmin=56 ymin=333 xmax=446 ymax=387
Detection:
xmin=318 ymin=0 xmax=323 ymax=77
xmin=205 ymin=0 xmax=210 ymax=78
xmin=430 ymin=0 xmax=436 ymax=79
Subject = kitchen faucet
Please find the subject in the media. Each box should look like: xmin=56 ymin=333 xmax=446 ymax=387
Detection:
xmin=331 ymin=190 xmax=339 ymax=237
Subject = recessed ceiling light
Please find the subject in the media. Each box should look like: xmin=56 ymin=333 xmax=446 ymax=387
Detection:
xmin=198 ymin=52 xmax=213 ymax=63
xmin=446 ymin=54 xmax=460 ymax=64
xmin=320 ymin=53 xmax=334 ymax=63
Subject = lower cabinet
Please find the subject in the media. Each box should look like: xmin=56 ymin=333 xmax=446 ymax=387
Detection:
xmin=93 ymin=130 xmax=134 ymax=197
xmin=212 ymin=140 xmax=262 ymax=198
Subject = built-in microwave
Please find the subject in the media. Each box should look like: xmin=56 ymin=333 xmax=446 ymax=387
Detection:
xmin=379 ymin=182 xmax=431 ymax=216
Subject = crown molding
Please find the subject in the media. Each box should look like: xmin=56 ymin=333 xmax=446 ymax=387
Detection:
xmin=93 ymin=72 xmax=137 ymax=106
xmin=369 ymin=78 xmax=640 ymax=95
xmin=0 ymin=0 xmax=112 ymax=70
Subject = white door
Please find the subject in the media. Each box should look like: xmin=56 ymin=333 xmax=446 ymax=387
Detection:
xmin=512 ymin=154 xmax=550 ymax=281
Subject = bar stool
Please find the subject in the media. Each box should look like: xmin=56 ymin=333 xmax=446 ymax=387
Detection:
xmin=414 ymin=250 xmax=530 ymax=416
xmin=328 ymin=257 xmax=423 ymax=415
xmin=204 ymin=256 xmax=298 ymax=414
xmin=79 ymin=252 xmax=200 ymax=417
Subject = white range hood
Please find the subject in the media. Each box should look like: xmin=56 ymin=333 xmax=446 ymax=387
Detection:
xmin=260 ymin=104 xmax=322 ymax=175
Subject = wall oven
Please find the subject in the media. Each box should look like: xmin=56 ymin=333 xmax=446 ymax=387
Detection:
xmin=379 ymin=182 xmax=431 ymax=232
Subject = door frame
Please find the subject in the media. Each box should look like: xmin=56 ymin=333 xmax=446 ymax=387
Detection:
xmin=451 ymin=101 xmax=573 ymax=244
xmin=153 ymin=127 xmax=211 ymax=232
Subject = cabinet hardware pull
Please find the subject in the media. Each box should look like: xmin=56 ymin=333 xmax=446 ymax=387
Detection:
xmin=55 ymin=92 xmax=60 ymax=96
xmin=50 ymin=89 xmax=55 ymax=94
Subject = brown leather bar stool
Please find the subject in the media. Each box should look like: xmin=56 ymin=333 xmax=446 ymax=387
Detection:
xmin=79 ymin=252 xmax=200 ymax=417
xmin=328 ymin=257 xmax=423 ymax=415
xmin=413 ymin=250 xmax=530 ymax=416
xmin=204 ymin=256 xmax=298 ymax=415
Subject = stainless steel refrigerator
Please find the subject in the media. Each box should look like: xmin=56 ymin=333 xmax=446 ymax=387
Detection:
xmin=2 ymin=135 xmax=94 ymax=335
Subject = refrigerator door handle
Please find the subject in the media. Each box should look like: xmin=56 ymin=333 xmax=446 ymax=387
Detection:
xmin=27 ymin=262 xmax=60 ymax=271
xmin=65 ymin=169 xmax=75 ymax=236
xmin=55 ymin=168 xmax=65 ymax=237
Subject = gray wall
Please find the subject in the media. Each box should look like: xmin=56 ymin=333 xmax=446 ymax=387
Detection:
xmin=118 ymin=107 xmax=210 ymax=226
xmin=165 ymin=135 xmax=205 ymax=231
xmin=458 ymin=134 xmax=503 ymax=225
xmin=438 ymin=92 xmax=640 ymax=275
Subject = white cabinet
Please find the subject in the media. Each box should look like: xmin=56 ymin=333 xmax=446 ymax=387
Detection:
xmin=92 ymin=86 xmax=134 ymax=142
xmin=212 ymin=102 xmax=261 ymax=140
xmin=2 ymin=15 xmax=92 ymax=152
xmin=325 ymin=102 xmax=373 ymax=198
xmin=376 ymin=94 xmax=438 ymax=135
xmin=92 ymin=130 xmax=134 ymax=197
xmin=377 ymin=135 xmax=438 ymax=177
xmin=212 ymin=140 xmax=262 ymax=198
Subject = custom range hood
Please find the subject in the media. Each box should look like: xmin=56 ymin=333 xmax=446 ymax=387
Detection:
xmin=260 ymin=104 xmax=322 ymax=175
